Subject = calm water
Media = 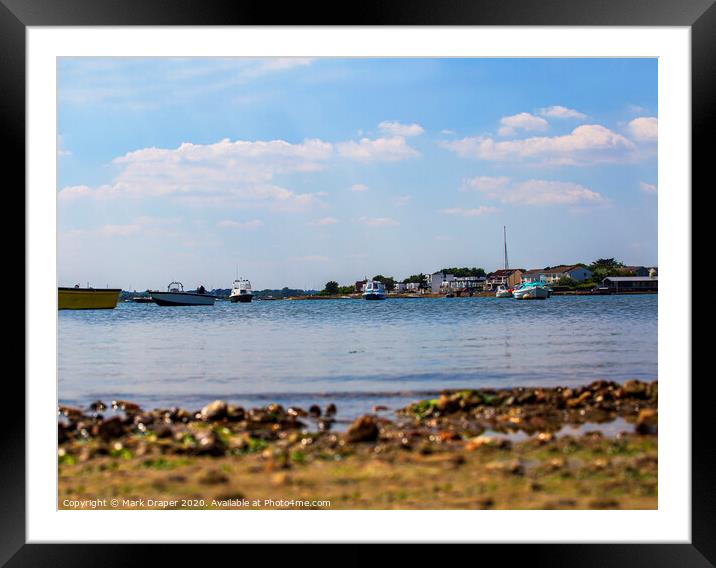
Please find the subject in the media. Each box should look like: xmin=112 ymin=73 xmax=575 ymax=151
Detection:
xmin=58 ymin=295 xmax=657 ymax=419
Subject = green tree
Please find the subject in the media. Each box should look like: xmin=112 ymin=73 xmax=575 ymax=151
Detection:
xmin=588 ymin=258 xmax=624 ymax=272
xmin=323 ymin=281 xmax=339 ymax=295
xmin=440 ymin=267 xmax=486 ymax=278
xmin=403 ymin=273 xmax=426 ymax=284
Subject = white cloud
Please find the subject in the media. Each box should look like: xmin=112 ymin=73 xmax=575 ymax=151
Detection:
xmin=441 ymin=129 xmax=456 ymax=135
xmin=349 ymin=183 xmax=369 ymax=192
xmin=498 ymin=113 xmax=549 ymax=137
xmin=439 ymin=206 xmax=498 ymax=217
xmin=217 ymin=219 xmax=264 ymax=229
xmin=627 ymin=117 xmax=658 ymax=142
xmin=58 ymin=137 xmax=333 ymax=211
xmin=58 ymin=185 xmax=93 ymax=201
xmin=442 ymin=124 xmax=637 ymax=165
xmin=309 ymin=216 xmax=338 ymax=226
xmin=537 ymin=106 xmax=587 ymax=119
xmin=395 ymin=195 xmax=411 ymax=206
xmin=640 ymin=181 xmax=657 ymax=194
xmin=337 ymin=137 xmax=419 ymax=162
xmin=463 ymin=176 xmax=606 ymax=206
xmin=359 ymin=216 xmax=399 ymax=227
xmin=378 ymin=121 xmax=425 ymax=137
xmin=60 ymin=58 xmax=315 ymax=106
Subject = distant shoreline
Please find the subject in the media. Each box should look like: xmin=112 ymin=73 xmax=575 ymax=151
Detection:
xmin=282 ymin=290 xmax=658 ymax=300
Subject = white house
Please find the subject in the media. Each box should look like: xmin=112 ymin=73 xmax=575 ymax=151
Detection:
xmin=522 ymin=265 xmax=592 ymax=284
xmin=429 ymin=271 xmax=455 ymax=293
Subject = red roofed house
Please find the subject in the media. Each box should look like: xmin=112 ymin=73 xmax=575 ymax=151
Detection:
xmin=486 ymin=269 xmax=523 ymax=290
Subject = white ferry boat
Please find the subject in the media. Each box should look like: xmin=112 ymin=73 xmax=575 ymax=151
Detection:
xmin=362 ymin=280 xmax=386 ymax=300
xmin=229 ymin=278 xmax=253 ymax=303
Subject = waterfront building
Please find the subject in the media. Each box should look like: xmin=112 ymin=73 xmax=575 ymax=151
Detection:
xmin=441 ymin=276 xmax=486 ymax=293
xmin=601 ymin=276 xmax=658 ymax=293
xmin=428 ymin=271 xmax=455 ymax=293
xmin=486 ymin=269 xmax=523 ymax=290
xmin=521 ymin=265 xmax=592 ymax=284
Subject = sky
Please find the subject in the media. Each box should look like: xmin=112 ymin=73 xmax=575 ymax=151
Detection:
xmin=57 ymin=57 xmax=658 ymax=291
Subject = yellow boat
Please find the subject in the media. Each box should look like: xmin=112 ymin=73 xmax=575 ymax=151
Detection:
xmin=58 ymin=287 xmax=121 ymax=310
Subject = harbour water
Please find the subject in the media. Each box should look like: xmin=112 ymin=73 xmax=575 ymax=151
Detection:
xmin=58 ymin=295 xmax=657 ymax=419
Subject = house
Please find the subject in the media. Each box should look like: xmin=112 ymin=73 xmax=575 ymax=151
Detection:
xmin=429 ymin=271 xmax=455 ymax=293
xmin=405 ymin=282 xmax=422 ymax=292
xmin=440 ymin=276 xmax=486 ymax=292
xmin=601 ymin=276 xmax=658 ymax=293
xmin=393 ymin=282 xmax=407 ymax=293
xmin=522 ymin=265 xmax=592 ymax=284
xmin=486 ymin=269 xmax=523 ymax=290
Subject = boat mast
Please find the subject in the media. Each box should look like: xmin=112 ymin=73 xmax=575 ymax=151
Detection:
xmin=503 ymin=226 xmax=509 ymax=270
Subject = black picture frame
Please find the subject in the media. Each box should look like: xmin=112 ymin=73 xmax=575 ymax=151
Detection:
xmin=6 ymin=0 xmax=709 ymax=563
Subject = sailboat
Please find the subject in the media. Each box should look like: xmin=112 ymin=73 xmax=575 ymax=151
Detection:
xmin=495 ymin=226 xmax=514 ymax=298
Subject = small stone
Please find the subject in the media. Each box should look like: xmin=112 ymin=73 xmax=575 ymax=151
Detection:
xmin=194 ymin=431 xmax=223 ymax=456
xmin=153 ymin=423 xmax=174 ymax=438
xmin=309 ymin=404 xmax=321 ymax=418
xmin=200 ymin=400 xmax=227 ymax=421
xmin=536 ymin=431 xmax=555 ymax=444
xmin=112 ymin=400 xmax=141 ymax=414
xmin=623 ymin=380 xmax=647 ymax=399
xmin=372 ymin=405 xmax=389 ymax=412
xmin=325 ymin=403 xmax=337 ymax=417
xmin=226 ymin=404 xmax=245 ymax=421
xmin=438 ymin=430 xmax=461 ymax=442
xmin=88 ymin=400 xmax=106 ymax=412
xmin=97 ymin=416 xmax=125 ymax=440
xmin=635 ymin=408 xmax=658 ymax=435
xmin=58 ymin=406 xmax=85 ymax=421
xmin=345 ymin=415 xmax=379 ymax=443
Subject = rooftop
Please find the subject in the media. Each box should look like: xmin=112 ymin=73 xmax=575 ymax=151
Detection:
xmin=603 ymin=276 xmax=658 ymax=281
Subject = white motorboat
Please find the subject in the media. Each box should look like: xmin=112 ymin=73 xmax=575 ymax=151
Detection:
xmin=513 ymin=282 xmax=549 ymax=300
xmin=495 ymin=285 xmax=513 ymax=298
xmin=150 ymin=282 xmax=216 ymax=306
xmin=229 ymin=278 xmax=253 ymax=303
xmin=362 ymin=280 xmax=386 ymax=300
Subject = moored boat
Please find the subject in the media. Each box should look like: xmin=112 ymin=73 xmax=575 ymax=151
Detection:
xmin=149 ymin=282 xmax=216 ymax=306
xmin=495 ymin=285 xmax=513 ymax=298
xmin=362 ymin=280 xmax=386 ymax=300
xmin=513 ymin=281 xmax=549 ymax=300
xmin=229 ymin=278 xmax=253 ymax=303
xmin=58 ymin=286 xmax=121 ymax=310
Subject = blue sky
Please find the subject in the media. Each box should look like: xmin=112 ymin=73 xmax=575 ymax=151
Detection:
xmin=58 ymin=58 xmax=657 ymax=291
